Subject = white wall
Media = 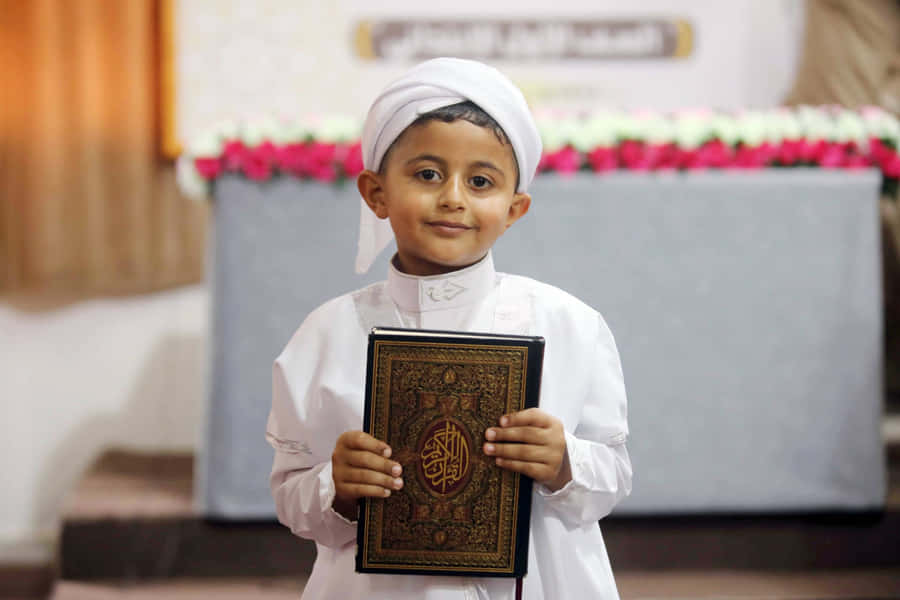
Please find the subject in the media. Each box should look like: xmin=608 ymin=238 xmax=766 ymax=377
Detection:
xmin=176 ymin=0 xmax=805 ymax=143
xmin=0 ymin=286 xmax=207 ymax=546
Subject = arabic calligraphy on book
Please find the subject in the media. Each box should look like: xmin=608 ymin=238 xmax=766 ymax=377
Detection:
xmin=419 ymin=418 xmax=471 ymax=496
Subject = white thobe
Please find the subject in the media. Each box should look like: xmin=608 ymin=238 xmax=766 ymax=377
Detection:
xmin=267 ymin=252 xmax=632 ymax=599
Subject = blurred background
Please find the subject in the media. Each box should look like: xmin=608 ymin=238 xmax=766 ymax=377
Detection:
xmin=2 ymin=0 xmax=900 ymax=598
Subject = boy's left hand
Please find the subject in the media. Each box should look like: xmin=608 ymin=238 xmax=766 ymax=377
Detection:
xmin=483 ymin=408 xmax=571 ymax=492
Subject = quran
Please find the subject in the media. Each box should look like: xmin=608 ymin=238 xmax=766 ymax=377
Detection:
xmin=356 ymin=327 xmax=544 ymax=577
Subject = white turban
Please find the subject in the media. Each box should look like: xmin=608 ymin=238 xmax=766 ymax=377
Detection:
xmin=355 ymin=57 xmax=542 ymax=274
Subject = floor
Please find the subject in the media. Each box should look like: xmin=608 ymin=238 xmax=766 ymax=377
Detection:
xmin=32 ymin=415 xmax=900 ymax=599
xmin=48 ymin=569 xmax=900 ymax=599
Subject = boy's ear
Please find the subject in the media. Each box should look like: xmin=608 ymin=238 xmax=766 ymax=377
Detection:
xmin=505 ymin=192 xmax=531 ymax=228
xmin=357 ymin=170 xmax=389 ymax=219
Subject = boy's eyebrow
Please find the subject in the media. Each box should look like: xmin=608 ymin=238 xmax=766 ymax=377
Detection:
xmin=405 ymin=154 xmax=447 ymax=166
xmin=471 ymin=160 xmax=504 ymax=174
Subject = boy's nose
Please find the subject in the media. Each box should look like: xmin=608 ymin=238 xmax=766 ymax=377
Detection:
xmin=438 ymin=177 xmax=465 ymax=210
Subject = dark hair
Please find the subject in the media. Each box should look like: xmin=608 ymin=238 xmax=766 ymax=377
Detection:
xmin=378 ymin=101 xmax=519 ymax=187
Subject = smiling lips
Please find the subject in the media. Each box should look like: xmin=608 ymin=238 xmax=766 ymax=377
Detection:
xmin=427 ymin=220 xmax=473 ymax=234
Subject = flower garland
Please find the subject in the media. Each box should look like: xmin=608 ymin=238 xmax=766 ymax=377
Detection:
xmin=177 ymin=107 xmax=900 ymax=200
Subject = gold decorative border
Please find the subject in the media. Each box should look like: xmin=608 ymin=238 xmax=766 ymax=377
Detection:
xmin=361 ymin=340 xmax=530 ymax=574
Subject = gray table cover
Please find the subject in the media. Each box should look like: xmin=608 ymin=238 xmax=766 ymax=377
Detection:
xmin=200 ymin=170 xmax=886 ymax=518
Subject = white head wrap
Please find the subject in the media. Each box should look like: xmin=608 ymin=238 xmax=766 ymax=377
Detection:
xmin=355 ymin=57 xmax=542 ymax=274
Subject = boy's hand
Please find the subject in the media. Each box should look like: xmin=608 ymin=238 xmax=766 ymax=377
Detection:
xmin=483 ymin=408 xmax=571 ymax=492
xmin=331 ymin=431 xmax=403 ymax=520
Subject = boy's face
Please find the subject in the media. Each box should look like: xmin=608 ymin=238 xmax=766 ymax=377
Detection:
xmin=358 ymin=119 xmax=531 ymax=276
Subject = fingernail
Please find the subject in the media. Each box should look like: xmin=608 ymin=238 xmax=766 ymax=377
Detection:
xmin=500 ymin=416 xmax=509 ymax=427
xmin=484 ymin=443 xmax=494 ymax=454
xmin=382 ymin=447 xmax=392 ymax=458
xmin=485 ymin=429 xmax=496 ymax=441
xmin=392 ymin=464 xmax=401 ymax=476
xmin=383 ymin=488 xmax=391 ymax=497
xmin=394 ymin=478 xmax=403 ymax=489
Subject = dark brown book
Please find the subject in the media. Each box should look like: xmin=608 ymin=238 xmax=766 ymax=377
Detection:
xmin=356 ymin=327 xmax=545 ymax=577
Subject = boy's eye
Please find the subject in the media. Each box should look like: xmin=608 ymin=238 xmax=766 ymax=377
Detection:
xmin=417 ymin=169 xmax=440 ymax=181
xmin=470 ymin=175 xmax=491 ymax=189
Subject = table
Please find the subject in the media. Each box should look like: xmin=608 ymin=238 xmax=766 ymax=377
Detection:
xmin=200 ymin=170 xmax=885 ymax=517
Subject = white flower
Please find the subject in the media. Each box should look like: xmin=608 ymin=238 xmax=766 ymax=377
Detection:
xmin=240 ymin=115 xmax=280 ymax=147
xmin=175 ymin=154 xmax=210 ymax=202
xmin=833 ymin=109 xmax=866 ymax=144
xmin=186 ymin=127 xmax=225 ymax=158
xmin=674 ymin=112 xmax=713 ymax=149
xmin=768 ymin=109 xmax=802 ymax=142
xmin=314 ymin=115 xmax=362 ymax=143
xmin=735 ymin=111 xmax=769 ymax=146
xmin=861 ymin=106 xmax=900 ymax=142
xmin=615 ymin=113 xmax=642 ymax=141
xmin=213 ymin=118 xmax=240 ymax=141
xmin=555 ymin=117 xmax=585 ymax=150
xmin=795 ymin=105 xmax=834 ymax=140
xmin=537 ymin=116 xmax=567 ymax=152
xmin=580 ymin=112 xmax=619 ymax=148
xmin=640 ymin=114 xmax=674 ymax=145
xmin=709 ymin=115 xmax=739 ymax=147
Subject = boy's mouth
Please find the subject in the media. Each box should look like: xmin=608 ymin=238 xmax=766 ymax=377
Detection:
xmin=427 ymin=220 xmax=473 ymax=233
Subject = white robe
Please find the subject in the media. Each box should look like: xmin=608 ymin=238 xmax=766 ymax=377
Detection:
xmin=267 ymin=253 xmax=632 ymax=599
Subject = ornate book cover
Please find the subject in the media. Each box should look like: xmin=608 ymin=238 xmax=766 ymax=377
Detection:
xmin=356 ymin=327 xmax=544 ymax=577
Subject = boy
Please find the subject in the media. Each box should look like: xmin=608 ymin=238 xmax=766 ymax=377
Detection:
xmin=267 ymin=58 xmax=632 ymax=599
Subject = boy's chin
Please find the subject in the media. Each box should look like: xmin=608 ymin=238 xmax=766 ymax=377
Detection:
xmin=395 ymin=253 xmax=487 ymax=276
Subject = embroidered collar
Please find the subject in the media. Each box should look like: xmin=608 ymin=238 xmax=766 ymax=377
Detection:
xmin=387 ymin=253 xmax=496 ymax=313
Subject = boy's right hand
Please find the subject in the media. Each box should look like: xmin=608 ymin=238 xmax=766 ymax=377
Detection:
xmin=331 ymin=430 xmax=403 ymax=521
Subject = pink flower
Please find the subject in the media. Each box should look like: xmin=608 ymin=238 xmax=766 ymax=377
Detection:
xmin=542 ymin=146 xmax=581 ymax=174
xmin=756 ymin=142 xmax=777 ymax=165
xmin=798 ymin=139 xmax=826 ymax=163
xmin=242 ymin=146 xmax=274 ymax=181
xmin=817 ymin=142 xmax=846 ymax=169
xmin=733 ymin=145 xmax=767 ymax=169
xmin=870 ymin=138 xmax=893 ymax=164
xmin=696 ymin=139 xmax=732 ymax=168
xmin=340 ymin=142 xmax=364 ymax=177
xmin=620 ymin=140 xmax=652 ymax=171
xmin=586 ymin=146 xmax=618 ymax=172
xmin=309 ymin=142 xmax=337 ymax=168
xmin=255 ymin=141 xmax=279 ymax=165
xmin=649 ymin=143 xmax=678 ymax=170
xmin=276 ymin=143 xmax=310 ymax=177
xmin=222 ymin=140 xmax=249 ymax=171
xmin=776 ymin=140 xmax=802 ymax=166
xmin=883 ymin=152 xmax=900 ymax=178
xmin=312 ymin=164 xmax=337 ymax=182
xmin=194 ymin=157 xmax=222 ymax=179
xmin=843 ymin=154 xmax=871 ymax=169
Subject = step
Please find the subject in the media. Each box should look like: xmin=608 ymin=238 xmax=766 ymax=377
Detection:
xmin=57 ymin=446 xmax=900 ymax=580
xmin=48 ymin=569 xmax=900 ymax=600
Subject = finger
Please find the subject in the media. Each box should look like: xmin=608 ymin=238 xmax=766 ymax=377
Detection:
xmin=338 ymin=483 xmax=396 ymax=499
xmin=342 ymin=449 xmax=402 ymax=476
xmin=484 ymin=442 xmax=551 ymax=464
xmin=485 ymin=426 xmax=548 ymax=445
xmin=500 ymin=408 xmax=554 ymax=428
xmin=492 ymin=457 xmax=553 ymax=482
xmin=338 ymin=466 xmax=404 ymax=491
xmin=339 ymin=431 xmax=392 ymax=457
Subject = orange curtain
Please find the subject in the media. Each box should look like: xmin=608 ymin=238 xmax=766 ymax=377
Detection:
xmin=0 ymin=0 xmax=206 ymax=296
